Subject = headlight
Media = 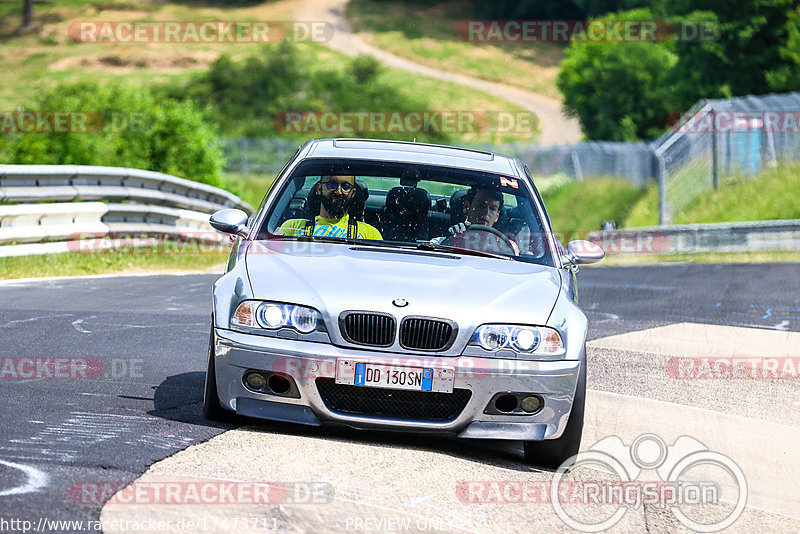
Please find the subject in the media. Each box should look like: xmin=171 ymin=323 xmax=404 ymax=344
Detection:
xmin=470 ymin=324 xmax=565 ymax=357
xmin=232 ymin=301 xmax=325 ymax=334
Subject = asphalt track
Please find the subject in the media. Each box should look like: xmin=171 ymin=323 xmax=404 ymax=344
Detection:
xmin=0 ymin=264 xmax=798 ymax=533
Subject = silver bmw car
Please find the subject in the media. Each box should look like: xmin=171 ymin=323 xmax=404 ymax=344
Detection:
xmin=205 ymin=138 xmax=604 ymax=467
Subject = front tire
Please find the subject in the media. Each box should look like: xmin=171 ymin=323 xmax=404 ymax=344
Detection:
xmin=203 ymin=326 xmax=233 ymax=421
xmin=523 ymin=352 xmax=586 ymax=468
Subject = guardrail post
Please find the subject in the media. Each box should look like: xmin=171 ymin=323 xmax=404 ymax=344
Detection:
xmin=241 ymin=137 xmax=250 ymax=179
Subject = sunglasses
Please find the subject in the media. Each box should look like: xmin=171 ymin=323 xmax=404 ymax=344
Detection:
xmin=321 ymin=181 xmax=355 ymax=192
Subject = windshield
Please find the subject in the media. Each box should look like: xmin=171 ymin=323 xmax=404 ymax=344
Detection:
xmin=256 ymin=158 xmax=555 ymax=267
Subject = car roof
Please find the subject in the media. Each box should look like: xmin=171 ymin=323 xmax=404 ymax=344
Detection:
xmin=300 ymin=138 xmax=523 ymax=177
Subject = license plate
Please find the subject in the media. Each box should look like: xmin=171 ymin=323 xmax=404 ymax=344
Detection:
xmin=336 ymin=361 xmax=454 ymax=393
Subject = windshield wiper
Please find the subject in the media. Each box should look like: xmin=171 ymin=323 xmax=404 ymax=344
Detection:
xmin=415 ymin=241 xmax=512 ymax=260
xmin=288 ymin=234 xmax=411 ymax=250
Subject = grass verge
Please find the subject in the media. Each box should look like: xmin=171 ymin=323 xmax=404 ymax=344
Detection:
xmin=540 ymin=177 xmax=646 ymax=235
xmin=0 ymin=249 xmax=228 ymax=280
xmin=624 ymin=163 xmax=800 ymax=227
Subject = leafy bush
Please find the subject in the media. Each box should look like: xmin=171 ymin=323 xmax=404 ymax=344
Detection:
xmin=468 ymin=0 xmax=652 ymax=19
xmin=664 ymin=0 xmax=798 ymax=107
xmin=163 ymin=42 xmax=451 ymax=143
xmin=557 ymin=8 xmax=679 ymax=141
xmin=0 ymin=83 xmax=226 ymax=188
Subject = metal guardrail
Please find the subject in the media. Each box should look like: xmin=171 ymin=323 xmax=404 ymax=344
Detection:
xmin=0 ymin=165 xmax=251 ymax=212
xmin=0 ymin=165 xmax=253 ymax=258
xmin=1 ymin=166 xmax=796 ymax=259
xmin=584 ymin=219 xmax=800 ymax=255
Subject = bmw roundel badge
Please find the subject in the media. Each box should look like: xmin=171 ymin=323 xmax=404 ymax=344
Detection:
xmin=392 ymin=298 xmax=408 ymax=307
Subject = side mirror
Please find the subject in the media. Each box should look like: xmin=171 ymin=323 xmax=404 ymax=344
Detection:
xmin=563 ymin=240 xmax=605 ymax=266
xmin=210 ymin=209 xmax=249 ymax=238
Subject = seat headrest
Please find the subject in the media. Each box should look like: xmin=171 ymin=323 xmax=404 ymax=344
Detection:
xmin=386 ymin=187 xmax=430 ymax=215
xmin=449 ymin=189 xmax=469 ymax=224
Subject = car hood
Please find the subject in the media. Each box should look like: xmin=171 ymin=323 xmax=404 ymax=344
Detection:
xmin=245 ymin=240 xmax=562 ymax=328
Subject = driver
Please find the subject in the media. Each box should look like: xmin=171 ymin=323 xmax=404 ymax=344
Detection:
xmin=277 ymin=175 xmax=382 ymax=240
xmin=432 ymin=187 xmax=518 ymax=253
xmin=452 ymin=187 xmax=503 ymax=232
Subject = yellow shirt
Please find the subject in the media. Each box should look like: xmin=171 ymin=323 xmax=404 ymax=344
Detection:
xmin=277 ymin=214 xmax=383 ymax=240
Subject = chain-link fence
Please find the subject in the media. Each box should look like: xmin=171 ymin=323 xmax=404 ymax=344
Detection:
xmin=219 ymin=137 xmax=301 ymax=176
xmin=653 ymin=92 xmax=800 ymax=223
xmin=496 ymin=141 xmax=655 ymax=187
xmin=221 ymin=137 xmax=658 ymax=187
xmin=221 ymin=92 xmax=800 ymax=225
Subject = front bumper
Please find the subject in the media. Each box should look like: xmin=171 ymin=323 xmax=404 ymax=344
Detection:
xmin=213 ymin=328 xmax=581 ymax=440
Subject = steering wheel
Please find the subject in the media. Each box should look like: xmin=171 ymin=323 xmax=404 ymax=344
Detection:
xmin=446 ymin=224 xmax=517 ymax=255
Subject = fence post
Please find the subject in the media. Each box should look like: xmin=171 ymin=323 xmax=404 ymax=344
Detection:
xmin=656 ymin=151 xmax=668 ymax=225
xmin=711 ymin=109 xmax=719 ymax=190
xmin=570 ymin=150 xmax=584 ymax=182
xmin=241 ymin=137 xmax=249 ymax=179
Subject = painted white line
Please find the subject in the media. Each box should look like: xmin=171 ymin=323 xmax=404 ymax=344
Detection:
xmin=0 ymin=458 xmax=49 ymax=496
xmin=71 ymin=317 xmax=93 ymax=334
xmin=585 ymin=389 xmax=800 ymax=519
xmin=0 ymin=314 xmax=73 ymax=328
xmin=588 ymin=388 xmax=800 ymax=431
xmin=588 ymin=322 xmax=800 ymax=358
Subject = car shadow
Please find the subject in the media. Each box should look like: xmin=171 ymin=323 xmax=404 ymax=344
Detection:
xmin=147 ymin=371 xmax=243 ymax=429
xmin=147 ymin=372 xmax=556 ymax=473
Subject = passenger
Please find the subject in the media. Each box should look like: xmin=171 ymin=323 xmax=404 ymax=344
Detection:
xmin=277 ymin=175 xmax=382 ymax=240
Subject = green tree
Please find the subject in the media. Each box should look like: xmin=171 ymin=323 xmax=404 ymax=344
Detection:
xmin=22 ymin=0 xmax=33 ymax=29
xmin=557 ymin=8 xmax=679 ymax=140
xmin=468 ymin=0 xmax=653 ymax=19
xmin=0 ymin=83 xmax=225 ymax=187
xmin=665 ymin=0 xmax=797 ymax=107
xmin=766 ymin=5 xmax=800 ymax=91
xmin=171 ymin=43 xmax=450 ymax=143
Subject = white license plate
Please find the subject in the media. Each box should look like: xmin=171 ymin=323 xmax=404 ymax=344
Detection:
xmin=336 ymin=361 xmax=454 ymax=393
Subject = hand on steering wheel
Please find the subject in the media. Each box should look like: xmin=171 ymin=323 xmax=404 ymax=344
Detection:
xmin=447 ymin=224 xmax=518 ymax=255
